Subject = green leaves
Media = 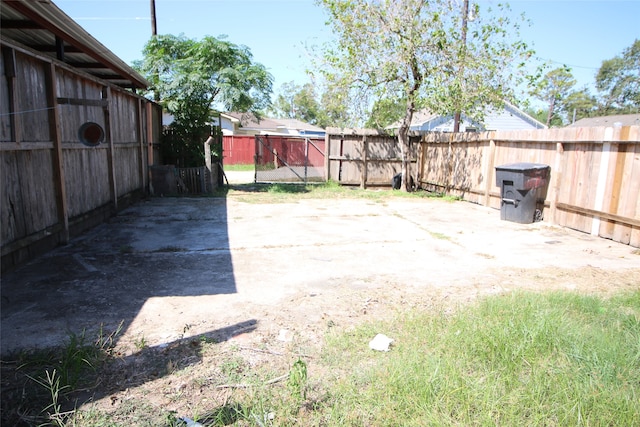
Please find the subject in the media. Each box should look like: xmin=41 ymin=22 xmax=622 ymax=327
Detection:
xmin=317 ymin=0 xmax=534 ymax=127
xmin=595 ymin=39 xmax=640 ymax=114
xmin=137 ymin=33 xmax=273 ymax=124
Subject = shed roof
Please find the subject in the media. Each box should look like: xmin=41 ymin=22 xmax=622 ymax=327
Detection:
xmin=567 ymin=114 xmax=640 ymax=128
xmin=1 ymin=0 xmax=148 ymax=89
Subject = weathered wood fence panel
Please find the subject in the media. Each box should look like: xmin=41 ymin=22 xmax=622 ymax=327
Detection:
xmin=325 ymin=128 xmax=418 ymax=187
xmin=1 ymin=149 xmax=58 ymax=241
xmin=1 ymin=39 xmax=162 ymax=269
xmin=418 ymin=127 xmax=640 ymax=247
xmin=63 ymin=147 xmax=112 ymax=218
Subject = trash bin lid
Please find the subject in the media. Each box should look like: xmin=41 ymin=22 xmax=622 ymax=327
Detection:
xmin=495 ymin=162 xmax=549 ymax=172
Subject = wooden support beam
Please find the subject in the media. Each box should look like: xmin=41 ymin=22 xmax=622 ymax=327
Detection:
xmin=55 ymin=35 xmax=65 ymax=61
xmin=65 ymin=61 xmax=109 ymax=69
xmin=137 ymin=99 xmax=146 ymax=192
xmin=57 ymin=97 xmax=109 ymax=107
xmin=103 ymin=86 xmax=118 ymax=211
xmin=44 ymin=63 xmax=69 ymax=243
xmin=0 ymin=19 xmax=44 ymax=29
xmin=557 ymin=203 xmax=640 ymax=229
xmin=1 ymin=47 xmax=21 ymax=143
xmin=146 ymin=103 xmax=155 ymax=193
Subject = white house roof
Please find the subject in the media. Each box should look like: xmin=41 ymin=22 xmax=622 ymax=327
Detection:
xmin=224 ymin=112 xmax=325 ymax=135
xmin=271 ymin=118 xmax=325 ymax=133
xmin=388 ymin=102 xmax=546 ymax=131
xmin=567 ymin=114 xmax=640 ymax=128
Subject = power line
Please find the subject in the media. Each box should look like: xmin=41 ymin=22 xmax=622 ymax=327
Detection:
xmin=536 ymin=56 xmax=600 ymax=71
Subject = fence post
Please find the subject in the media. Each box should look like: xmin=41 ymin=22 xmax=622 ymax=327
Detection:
xmin=483 ymin=138 xmax=496 ymax=207
xmin=146 ymin=103 xmax=155 ymax=194
xmin=204 ymin=136 xmax=216 ymax=193
xmin=446 ymin=133 xmax=454 ymax=194
xmin=549 ymin=141 xmax=564 ymax=224
xmin=361 ymin=135 xmax=368 ymax=189
xmin=325 ymin=132 xmax=331 ymax=182
xmin=304 ymin=137 xmax=309 ymax=184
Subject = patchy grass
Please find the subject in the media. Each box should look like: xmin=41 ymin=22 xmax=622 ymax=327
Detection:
xmin=222 ymin=180 xmax=452 ymax=204
xmin=1 ymin=323 xmax=123 ymax=426
xmin=222 ymin=163 xmax=254 ymax=172
xmin=316 ymin=291 xmax=640 ymax=426
xmin=3 ymin=291 xmax=638 ymax=426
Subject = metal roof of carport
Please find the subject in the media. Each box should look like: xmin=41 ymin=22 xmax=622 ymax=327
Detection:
xmin=1 ymin=0 xmax=149 ymax=90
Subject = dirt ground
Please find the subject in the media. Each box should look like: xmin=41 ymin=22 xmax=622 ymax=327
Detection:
xmin=2 ymin=172 xmax=639 ymax=423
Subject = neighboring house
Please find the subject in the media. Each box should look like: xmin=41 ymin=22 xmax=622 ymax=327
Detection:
xmin=1 ymin=0 xmax=162 ymax=269
xmin=567 ymin=114 xmax=640 ymax=128
xmin=163 ymin=112 xmax=325 ymax=137
xmin=388 ymin=102 xmax=546 ymax=132
xmin=222 ymin=112 xmax=326 ymax=136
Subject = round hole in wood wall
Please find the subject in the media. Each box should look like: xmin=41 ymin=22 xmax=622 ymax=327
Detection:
xmin=78 ymin=122 xmax=104 ymax=146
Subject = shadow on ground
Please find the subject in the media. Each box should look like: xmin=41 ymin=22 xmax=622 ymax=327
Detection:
xmin=0 ymin=195 xmax=246 ymax=425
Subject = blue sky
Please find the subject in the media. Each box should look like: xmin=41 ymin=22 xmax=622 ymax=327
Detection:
xmin=56 ymin=0 xmax=639 ymax=106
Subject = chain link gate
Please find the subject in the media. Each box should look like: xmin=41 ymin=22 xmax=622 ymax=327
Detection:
xmin=254 ymin=135 xmax=326 ymax=183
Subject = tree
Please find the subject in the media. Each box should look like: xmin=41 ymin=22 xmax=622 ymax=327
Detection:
xmin=563 ymin=88 xmax=597 ymax=124
xmin=270 ymin=81 xmax=323 ymax=126
xmin=365 ymin=98 xmax=406 ymax=130
xmin=525 ymin=107 xmax=562 ymax=128
xmin=317 ymin=0 xmax=533 ymax=191
xmin=317 ymin=84 xmax=353 ymax=128
xmin=270 ymin=81 xmax=299 ymax=119
xmin=530 ymin=66 xmax=576 ymax=127
xmin=135 ymin=34 xmax=273 ymax=165
xmin=595 ymin=39 xmax=640 ymax=114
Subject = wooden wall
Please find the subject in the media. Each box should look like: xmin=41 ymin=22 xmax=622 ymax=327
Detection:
xmin=1 ymin=40 xmax=162 ymax=269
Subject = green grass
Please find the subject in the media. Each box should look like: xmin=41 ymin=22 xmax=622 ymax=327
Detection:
xmin=316 ymin=291 xmax=640 ymax=426
xmin=222 ymin=163 xmax=254 ymax=171
xmin=222 ymin=179 xmax=451 ymax=203
xmin=1 ymin=323 xmax=122 ymax=426
xmin=5 ymin=292 xmax=638 ymax=426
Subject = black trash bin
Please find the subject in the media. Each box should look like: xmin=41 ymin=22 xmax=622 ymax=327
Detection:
xmin=495 ymin=163 xmax=550 ymax=224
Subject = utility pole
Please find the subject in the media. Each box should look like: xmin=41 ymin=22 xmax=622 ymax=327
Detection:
xmin=150 ymin=0 xmax=157 ymax=36
xmin=453 ymin=0 xmax=469 ymax=133
xmin=150 ymin=0 xmax=159 ymax=101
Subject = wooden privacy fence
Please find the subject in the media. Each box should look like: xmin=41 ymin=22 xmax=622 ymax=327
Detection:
xmin=325 ymin=128 xmax=419 ymax=187
xmin=417 ymin=126 xmax=640 ymax=247
xmin=324 ymin=126 xmax=640 ymax=247
xmin=1 ymin=39 xmax=162 ymax=269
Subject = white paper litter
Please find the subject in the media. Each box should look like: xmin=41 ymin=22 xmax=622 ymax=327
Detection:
xmin=277 ymin=329 xmax=293 ymax=342
xmin=369 ymin=333 xmax=394 ymax=351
